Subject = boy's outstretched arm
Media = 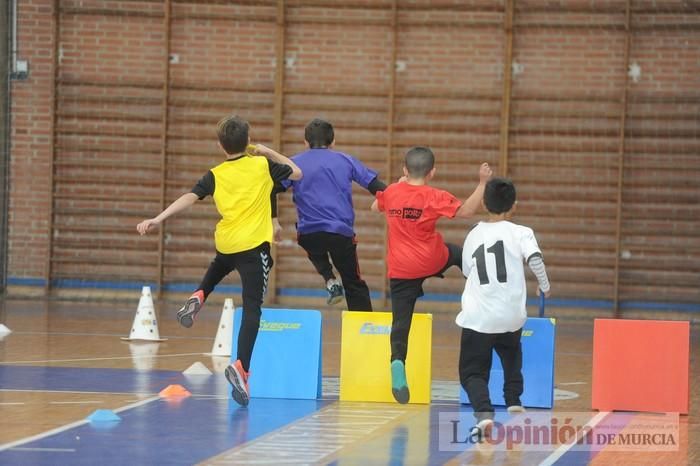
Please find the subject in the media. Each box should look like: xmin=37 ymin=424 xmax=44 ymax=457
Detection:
xmin=371 ymin=173 xmax=405 ymax=212
xmin=454 ymin=162 xmax=492 ymax=218
xmin=367 ymin=177 xmax=387 ymax=195
xmin=528 ymin=253 xmax=552 ymax=298
xmin=253 ymin=144 xmax=303 ymax=180
xmin=136 ymin=192 xmax=198 ymax=235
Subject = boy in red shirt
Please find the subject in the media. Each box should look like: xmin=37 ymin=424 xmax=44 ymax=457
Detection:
xmin=372 ymin=146 xmax=491 ymax=403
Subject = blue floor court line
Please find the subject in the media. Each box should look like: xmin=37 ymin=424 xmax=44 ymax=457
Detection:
xmin=0 ymin=365 xmax=583 ymax=465
xmin=0 ymin=365 xmax=332 ymax=464
xmin=0 ymin=365 xmax=218 ymax=395
xmin=0 ymin=397 xmax=331 ymax=466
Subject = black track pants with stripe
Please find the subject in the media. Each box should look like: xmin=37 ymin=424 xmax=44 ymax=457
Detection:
xmin=197 ymin=242 xmax=273 ymax=372
xmin=297 ymin=231 xmax=373 ymax=311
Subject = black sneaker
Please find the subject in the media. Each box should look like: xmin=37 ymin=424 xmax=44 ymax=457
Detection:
xmin=177 ymin=290 xmax=203 ymax=328
xmin=326 ymin=280 xmax=344 ymax=305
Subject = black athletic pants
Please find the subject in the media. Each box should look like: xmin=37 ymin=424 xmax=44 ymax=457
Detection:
xmin=197 ymin=242 xmax=272 ymax=373
xmin=297 ymin=232 xmax=373 ymax=311
xmin=389 ymin=243 xmax=462 ymax=362
xmin=459 ymin=327 xmax=524 ymax=422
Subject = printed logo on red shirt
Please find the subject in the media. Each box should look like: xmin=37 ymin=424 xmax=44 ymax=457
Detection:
xmin=388 ymin=207 xmax=423 ymax=221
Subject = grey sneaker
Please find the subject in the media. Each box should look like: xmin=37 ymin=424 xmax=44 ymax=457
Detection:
xmin=177 ymin=290 xmax=203 ymax=328
xmin=225 ymin=360 xmax=250 ymax=407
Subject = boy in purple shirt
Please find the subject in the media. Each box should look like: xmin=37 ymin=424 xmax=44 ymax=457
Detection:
xmin=278 ymin=119 xmax=386 ymax=309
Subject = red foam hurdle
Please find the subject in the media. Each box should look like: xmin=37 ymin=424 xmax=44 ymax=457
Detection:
xmin=592 ymin=319 xmax=689 ymax=414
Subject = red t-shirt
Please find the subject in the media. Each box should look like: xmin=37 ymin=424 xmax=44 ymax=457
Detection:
xmin=376 ymin=182 xmax=462 ymax=279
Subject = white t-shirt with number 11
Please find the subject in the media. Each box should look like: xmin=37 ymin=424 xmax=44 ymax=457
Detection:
xmin=457 ymin=220 xmax=542 ymax=334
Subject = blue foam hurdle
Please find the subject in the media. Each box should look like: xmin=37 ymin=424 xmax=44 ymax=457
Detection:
xmin=231 ymin=308 xmax=322 ymax=400
xmin=460 ymin=317 xmax=556 ymax=409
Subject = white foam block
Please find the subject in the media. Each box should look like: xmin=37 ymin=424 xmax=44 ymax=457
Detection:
xmin=0 ymin=324 xmax=11 ymax=336
xmin=183 ymin=361 xmax=213 ymax=376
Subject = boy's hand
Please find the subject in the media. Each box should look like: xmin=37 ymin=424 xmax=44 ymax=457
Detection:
xmin=536 ymin=287 xmax=552 ymax=299
xmin=136 ymin=218 xmax=160 ymax=235
xmin=479 ymin=163 xmax=493 ymax=183
xmin=252 ymin=144 xmax=272 ymax=158
xmin=245 ymin=144 xmax=258 ymax=156
xmin=397 ymin=175 xmax=408 ymax=183
xmin=272 ymin=218 xmax=283 ymax=243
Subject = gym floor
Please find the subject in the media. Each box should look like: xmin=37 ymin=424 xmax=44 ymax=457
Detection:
xmin=0 ymin=298 xmax=697 ymax=465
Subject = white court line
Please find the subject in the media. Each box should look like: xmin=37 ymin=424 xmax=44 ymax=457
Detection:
xmin=0 ymin=402 xmax=25 ymax=406
xmin=9 ymin=447 xmax=76 ymax=453
xmin=538 ymin=411 xmax=609 ymax=466
xmin=0 ymin=388 xmax=154 ymax=396
xmin=0 ymin=352 xmax=204 ymax=365
xmin=13 ymin=331 xmax=212 ymax=340
xmin=49 ymin=401 xmax=104 ymax=405
xmin=0 ymin=395 xmax=160 ymax=453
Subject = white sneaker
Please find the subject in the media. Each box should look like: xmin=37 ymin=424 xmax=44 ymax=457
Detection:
xmin=507 ymin=405 xmax=526 ymax=414
xmin=477 ymin=418 xmax=494 ymax=433
xmin=470 ymin=418 xmax=494 ymax=440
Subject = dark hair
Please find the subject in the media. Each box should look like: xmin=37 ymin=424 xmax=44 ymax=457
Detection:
xmin=404 ymin=146 xmax=435 ymax=178
xmin=305 ymin=118 xmax=334 ymax=148
xmin=484 ymin=178 xmax=516 ymax=214
xmin=217 ymin=115 xmax=249 ymax=155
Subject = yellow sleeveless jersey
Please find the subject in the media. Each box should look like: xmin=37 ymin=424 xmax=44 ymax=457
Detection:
xmin=210 ymin=156 xmax=274 ymax=254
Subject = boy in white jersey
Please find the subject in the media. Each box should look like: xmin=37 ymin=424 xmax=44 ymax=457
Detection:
xmin=457 ymin=178 xmax=551 ymax=438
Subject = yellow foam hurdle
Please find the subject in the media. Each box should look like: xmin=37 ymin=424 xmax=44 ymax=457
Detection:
xmin=339 ymin=311 xmax=432 ymax=404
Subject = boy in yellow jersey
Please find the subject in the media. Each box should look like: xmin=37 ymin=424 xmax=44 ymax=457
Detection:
xmin=136 ymin=115 xmax=302 ymax=406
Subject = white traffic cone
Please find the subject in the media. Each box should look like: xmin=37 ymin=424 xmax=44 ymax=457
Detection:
xmin=121 ymin=286 xmax=167 ymax=342
xmin=0 ymin=324 xmax=11 ymax=341
xmin=128 ymin=342 xmax=160 ymax=371
xmin=205 ymin=298 xmax=234 ymax=356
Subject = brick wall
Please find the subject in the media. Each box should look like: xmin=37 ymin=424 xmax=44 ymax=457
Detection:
xmin=7 ymin=0 xmax=700 ymax=310
xmin=8 ymin=0 xmax=55 ymax=280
